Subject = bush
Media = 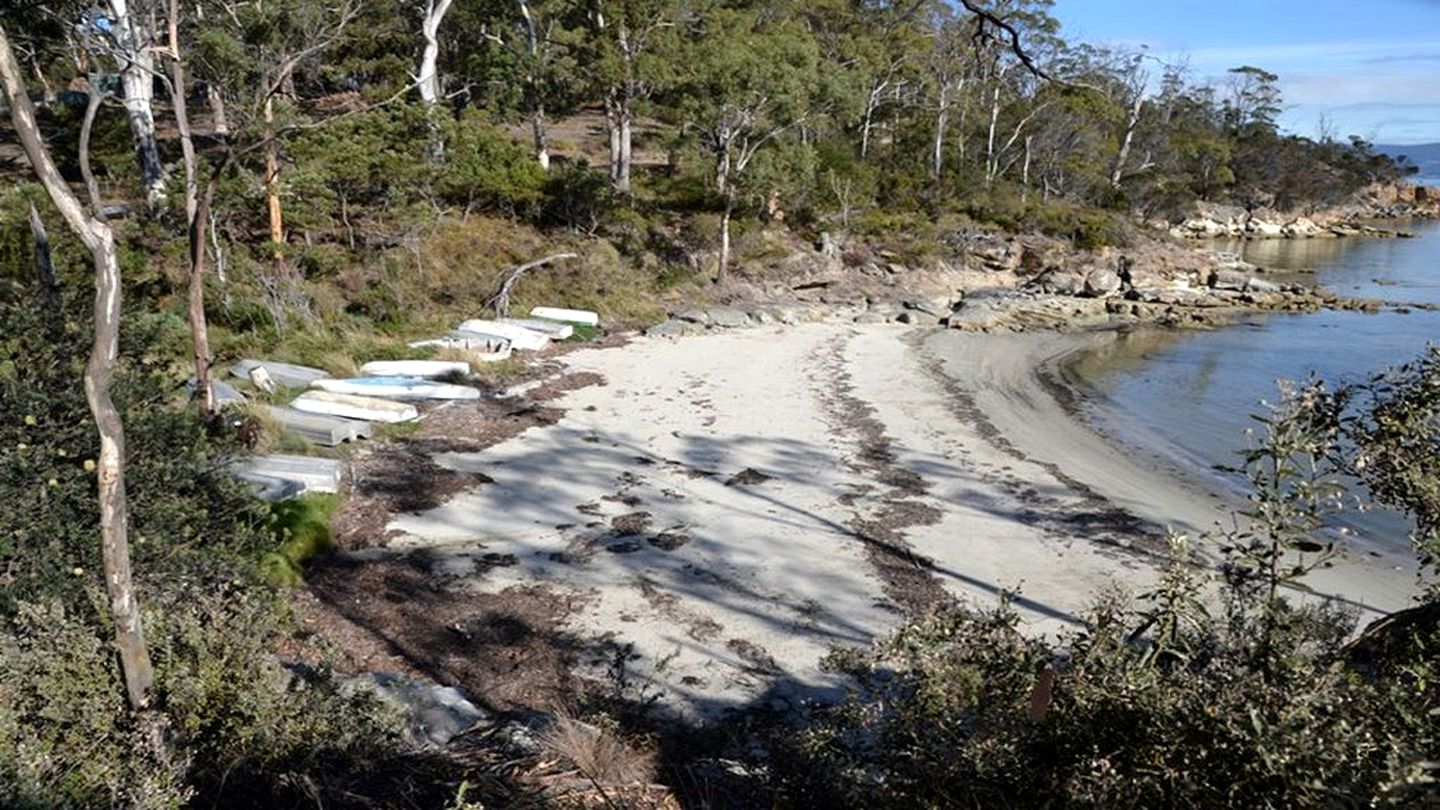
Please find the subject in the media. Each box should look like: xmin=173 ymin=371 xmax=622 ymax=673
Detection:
xmin=0 ymin=296 xmax=272 ymax=613
xmin=0 ymin=584 xmax=416 ymax=809
xmin=773 ymin=364 xmax=1440 ymax=808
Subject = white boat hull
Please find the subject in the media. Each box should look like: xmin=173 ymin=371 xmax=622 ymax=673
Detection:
xmin=408 ymin=334 xmax=513 ymax=363
xmin=457 ymin=320 xmax=551 ymax=351
xmin=530 ymin=306 xmax=599 ymax=327
xmin=359 ymin=360 xmax=471 ymax=379
xmin=311 ymin=377 xmax=481 ymax=401
xmin=291 ymin=391 xmax=421 ymax=423
xmin=501 ymin=318 xmax=575 ymax=340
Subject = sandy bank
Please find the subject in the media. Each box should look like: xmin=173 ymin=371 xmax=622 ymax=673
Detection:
xmin=379 ymin=324 xmax=1417 ymax=721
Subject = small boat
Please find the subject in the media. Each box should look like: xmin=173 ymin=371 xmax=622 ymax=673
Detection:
xmin=359 ymin=360 xmax=471 ymax=379
xmin=263 ymin=406 xmax=372 ymax=446
xmin=311 ymin=376 xmax=481 ymax=401
xmin=291 ymin=390 xmax=421 ymax=423
xmin=230 ymin=359 xmax=330 ymax=389
xmin=500 ymin=318 xmax=575 ymax=340
xmin=408 ymin=333 xmax=514 ymax=363
xmin=530 ymin=306 xmax=599 ymax=327
xmin=233 ymin=454 xmax=344 ymax=498
xmin=457 ymin=319 xmax=551 ymax=351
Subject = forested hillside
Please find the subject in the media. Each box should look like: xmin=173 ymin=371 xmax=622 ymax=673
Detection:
xmin=0 ymin=2 xmax=1435 ymax=808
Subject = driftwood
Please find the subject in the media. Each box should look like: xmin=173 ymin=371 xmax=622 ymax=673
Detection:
xmin=487 ymin=253 xmax=578 ymax=318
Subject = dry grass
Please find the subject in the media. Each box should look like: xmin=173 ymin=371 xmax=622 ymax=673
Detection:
xmin=540 ymin=715 xmax=657 ymax=788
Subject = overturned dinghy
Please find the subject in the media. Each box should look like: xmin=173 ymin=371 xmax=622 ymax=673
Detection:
xmin=359 ymin=360 xmax=471 ymax=379
xmin=500 ymin=317 xmax=574 ymax=340
xmin=457 ymin=319 xmax=551 ymax=352
xmin=292 ymin=390 xmax=420 ymax=424
xmin=311 ymin=376 xmax=480 ymax=401
xmin=408 ymin=333 xmax=513 ymax=363
xmin=233 ymin=454 xmax=344 ymax=499
xmin=264 ymin=406 xmax=372 ymax=447
xmin=530 ymin=306 xmax=598 ymax=327
xmin=231 ymin=359 xmax=330 ymax=389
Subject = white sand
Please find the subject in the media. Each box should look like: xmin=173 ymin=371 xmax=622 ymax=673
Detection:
xmin=385 ymin=324 xmax=1419 ymax=720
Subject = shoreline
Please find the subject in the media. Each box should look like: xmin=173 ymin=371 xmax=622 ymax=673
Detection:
xmin=317 ymin=322 xmax=1420 ymax=724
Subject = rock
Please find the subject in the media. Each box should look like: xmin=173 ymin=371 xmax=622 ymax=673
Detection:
xmin=1245 ymin=218 xmax=1285 ymax=237
xmin=707 ymin=308 xmax=752 ymax=328
xmin=896 ymin=311 xmax=940 ymax=326
xmin=1083 ymin=268 xmax=1123 ymax=298
xmin=1209 ymin=269 xmax=1251 ymax=291
xmin=853 ymin=311 xmax=889 ymax=325
xmin=646 ymin=320 xmax=691 ymax=338
xmin=1038 ymin=271 xmax=1086 ymax=296
xmin=346 ymin=673 xmax=488 ymax=748
xmin=1244 ymin=277 xmax=1283 ymax=294
xmin=816 ymin=231 xmax=840 ymax=257
xmin=901 ymin=297 xmax=951 ymax=318
xmin=676 ymin=308 xmax=710 ymax=325
xmin=749 ymin=309 xmax=776 ymax=325
xmin=1282 ymin=217 xmax=1323 ymax=238
xmin=886 ymin=262 xmax=908 ymax=275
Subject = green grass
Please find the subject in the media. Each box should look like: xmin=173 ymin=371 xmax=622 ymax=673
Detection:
xmin=259 ymin=493 xmax=341 ymax=586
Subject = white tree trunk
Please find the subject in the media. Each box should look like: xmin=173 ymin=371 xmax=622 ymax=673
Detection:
xmin=0 ymin=21 xmax=155 ymax=711
xmin=1110 ymin=92 xmax=1144 ymax=190
xmin=106 ymin=0 xmax=166 ymax=204
xmin=516 ymin=0 xmax=549 ymax=170
xmin=417 ymin=0 xmax=454 ymax=105
xmin=931 ymin=82 xmax=949 ymax=181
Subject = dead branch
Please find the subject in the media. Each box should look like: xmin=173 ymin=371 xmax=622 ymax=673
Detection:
xmin=488 ymin=253 xmax=579 ymax=318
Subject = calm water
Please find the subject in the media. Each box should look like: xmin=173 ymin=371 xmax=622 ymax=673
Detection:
xmin=1071 ymin=220 xmax=1440 ymax=551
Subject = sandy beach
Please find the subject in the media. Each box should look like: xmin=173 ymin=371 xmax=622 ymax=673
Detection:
xmin=379 ymin=324 xmax=1419 ymax=721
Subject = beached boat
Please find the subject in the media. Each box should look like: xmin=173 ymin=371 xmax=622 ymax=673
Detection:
xmin=263 ymin=406 xmax=372 ymax=446
xmin=358 ymin=360 xmax=471 ymax=378
xmin=233 ymin=454 xmax=344 ymax=499
xmin=456 ymin=319 xmax=552 ymax=351
xmin=311 ymin=376 xmax=481 ymax=401
xmin=230 ymin=359 xmax=330 ymax=389
xmin=500 ymin=317 xmax=575 ymax=340
xmin=408 ymin=333 xmax=513 ymax=363
xmin=291 ymin=390 xmax=421 ymax=423
xmin=530 ymin=306 xmax=599 ymax=327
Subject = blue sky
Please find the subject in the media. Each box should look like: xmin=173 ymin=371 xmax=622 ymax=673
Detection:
xmin=1050 ymin=0 xmax=1440 ymax=144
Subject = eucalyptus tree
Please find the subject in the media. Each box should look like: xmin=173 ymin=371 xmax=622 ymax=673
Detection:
xmin=675 ymin=2 xmax=822 ymax=277
xmin=0 ymin=19 xmax=155 ymax=711
xmin=475 ymin=0 xmax=578 ymax=170
xmin=580 ymin=0 xmax=676 ymax=192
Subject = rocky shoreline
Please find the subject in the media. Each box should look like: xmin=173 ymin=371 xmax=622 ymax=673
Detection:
xmin=1167 ymin=181 xmax=1440 ymax=240
xmin=645 ymin=225 xmax=1425 ymax=339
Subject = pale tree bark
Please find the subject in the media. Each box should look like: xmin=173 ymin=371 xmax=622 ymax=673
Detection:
xmin=106 ymin=0 xmax=166 ymax=205
xmin=27 ymin=203 xmax=59 ymax=306
xmin=166 ymin=0 xmax=213 ymax=413
xmin=0 ymin=22 xmax=155 ymax=711
xmin=1109 ymin=90 xmax=1144 ymax=191
xmin=264 ymin=95 xmax=286 ymax=266
xmin=417 ymin=0 xmax=455 ymax=106
xmin=418 ymin=0 xmax=455 ymax=161
xmin=79 ymin=76 xmax=110 ymax=215
xmin=517 ymin=0 xmax=549 ymax=170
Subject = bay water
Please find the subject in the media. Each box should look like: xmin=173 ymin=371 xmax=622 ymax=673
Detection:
xmin=1068 ymin=220 xmax=1440 ymax=556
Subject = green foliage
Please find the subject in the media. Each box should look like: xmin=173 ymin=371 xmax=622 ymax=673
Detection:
xmin=773 ymin=354 xmax=1440 ymax=807
xmin=260 ymin=493 xmax=340 ymax=586
xmin=0 ymin=583 xmax=424 ymax=809
xmin=435 ymin=109 xmax=548 ymax=214
xmin=0 ymin=295 xmax=272 ymax=613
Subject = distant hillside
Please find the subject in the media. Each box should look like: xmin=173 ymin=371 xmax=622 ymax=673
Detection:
xmin=1376 ymin=143 xmax=1440 ymax=181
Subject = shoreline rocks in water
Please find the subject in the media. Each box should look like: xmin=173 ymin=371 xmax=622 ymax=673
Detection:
xmin=645 ymin=225 xmax=1412 ymax=339
xmin=1167 ymin=181 xmax=1439 ymax=241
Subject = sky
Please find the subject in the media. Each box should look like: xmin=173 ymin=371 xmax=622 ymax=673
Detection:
xmin=1050 ymin=0 xmax=1440 ymax=145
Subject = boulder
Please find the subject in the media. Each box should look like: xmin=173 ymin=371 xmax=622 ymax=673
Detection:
xmin=676 ymin=308 xmax=710 ymax=325
xmin=896 ymin=310 xmax=941 ymax=326
xmin=1282 ymin=217 xmax=1323 ymax=238
xmin=1245 ymin=218 xmax=1285 ymax=237
xmin=646 ymin=320 xmax=693 ymax=338
xmin=1083 ymin=268 xmax=1123 ymax=298
xmin=707 ymin=308 xmax=752 ymax=328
